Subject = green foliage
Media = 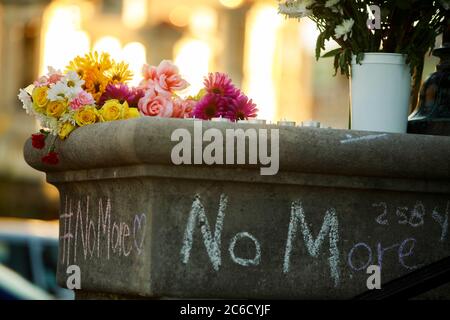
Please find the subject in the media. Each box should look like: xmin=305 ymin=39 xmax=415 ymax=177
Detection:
xmin=278 ymin=0 xmax=449 ymax=77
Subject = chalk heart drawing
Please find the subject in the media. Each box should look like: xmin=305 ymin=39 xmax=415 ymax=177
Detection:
xmin=59 ymin=196 xmax=148 ymax=266
xmin=133 ymin=214 xmax=147 ymax=254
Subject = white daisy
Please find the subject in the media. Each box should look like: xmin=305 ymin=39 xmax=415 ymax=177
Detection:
xmin=278 ymin=0 xmax=315 ymax=20
xmin=334 ymin=18 xmax=354 ymax=41
xmin=62 ymin=71 xmax=84 ymax=89
xmin=47 ymin=82 xmax=68 ymax=101
xmin=18 ymin=88 xmax=34 ymax=115
xmin=61 ymin=71 xmax=84 ymax=99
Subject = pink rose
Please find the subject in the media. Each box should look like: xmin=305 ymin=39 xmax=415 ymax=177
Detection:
xmin=142 ymin=64 xmax=157 ymax=81
xmin=154 ymin=60 xmax=189 ymax=94
xmin=139 ymin=64 xmax=158 ymax=90
xmin=138 ymin=90 xmax=173 ymax=117
xmin=70 ymin=91 xmax=95 ymax=110
xmin=172 ymin=98 xmax=196 ymax=118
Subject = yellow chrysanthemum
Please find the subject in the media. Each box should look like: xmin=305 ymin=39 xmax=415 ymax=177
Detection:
xmin=83 ymin=68 xmax=109 ymax=102
xmin=106 ymin=61 xmax=133 ymax=84
xmin=66 ymin=56 xmax=88 ymax=79
xmin=66 ymin=52 xmax=113 ymax=76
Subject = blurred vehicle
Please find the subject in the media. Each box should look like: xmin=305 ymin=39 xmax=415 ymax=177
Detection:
xmin=0 ymin=218 xmax=74 ymax=300
xmin=0 ymin=264 xmax=53 ymax=300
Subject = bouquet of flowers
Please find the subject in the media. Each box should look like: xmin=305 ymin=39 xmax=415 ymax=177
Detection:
xmin=277 ymin=0 xmax=449 ymax=77
xmin=18 ymin=52 xmax=257 ymax=165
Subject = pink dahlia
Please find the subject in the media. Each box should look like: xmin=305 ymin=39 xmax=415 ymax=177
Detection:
xmin=99 ymin=83 xmax=144 ymax=108
xmin=204 ymin=72 xmax=239 ymax=98
xmin=192 ymin=94 xmax=229 ymax=120
xmin=224 ymin=94 xmax=258 ymax=121
xmin=69 ymin=91 xmax=95 ymax=110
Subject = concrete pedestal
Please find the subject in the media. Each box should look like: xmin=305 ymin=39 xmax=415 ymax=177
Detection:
xmin=24 ymin=118 xmax=450 ymax=299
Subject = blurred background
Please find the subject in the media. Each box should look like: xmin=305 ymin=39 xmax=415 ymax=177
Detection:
xmin=0 ymin=0 xmax=442 ymax=299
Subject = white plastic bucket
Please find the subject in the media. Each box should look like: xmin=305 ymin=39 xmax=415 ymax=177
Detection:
xmin=350 ymin=53 xmax=411 ymax=133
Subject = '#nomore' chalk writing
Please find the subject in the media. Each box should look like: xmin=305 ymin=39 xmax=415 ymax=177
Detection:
xmin=59 ymin=196 xmax=147 ymax=266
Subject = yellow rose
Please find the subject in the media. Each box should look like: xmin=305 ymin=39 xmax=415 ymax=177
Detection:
xmin=46 ymin=100 xmax=67 ymax=118
xmin=124 ymin=108 xmax=140 ymax=119
xmin=58 ymin=122 xmax=76 ymax=140
xmin=100 ymin=99 xmax=128 ymax=122
xmin=32 ymin=86 xmax=49 ymax=113
xmin=75 ymin=106 xmax=99 ymax=127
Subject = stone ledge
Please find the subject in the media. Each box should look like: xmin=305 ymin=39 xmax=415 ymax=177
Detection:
xmin=24 ymin=117 xmax=450 ymax=180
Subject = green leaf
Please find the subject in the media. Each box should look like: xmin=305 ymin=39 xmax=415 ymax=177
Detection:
xmin=315 ymin=31 xmax=327 ymax=60
xmin=321 ymin=48 xmax=341 ymax=58
xmin=356 ymin=52 xmax=365 ymax=65
xmin=333 ymin=53 xmax=340 ymax=76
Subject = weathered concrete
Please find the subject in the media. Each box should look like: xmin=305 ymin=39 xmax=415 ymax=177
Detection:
xmin=24 ymin=118 xmax=450 ymax=299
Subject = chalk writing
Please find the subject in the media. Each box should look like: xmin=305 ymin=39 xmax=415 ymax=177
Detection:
xmin=59 ymin=196 xmax=146 ymax=265
xmin=228 ymin=232 xmax=261 ymax=267
xmin=372 ymin=201 xmax=449 ymax=232
xmin=432 ymin=202 xmax=449 ymax=242
xmin=410 ymin=202 xmax=425 ymax=227
xmin=180 ymin=194 xmax=228 ymax=271
xmin=396 ymin=206 xmax=409 ymax=225
xmin=283 ymin=202 xmax=340 ymax=287
xmin=373 ymin=202 xmax=388 ymax=225
xmin=348 ymin=243 xmax=372 ymax=271
xmin=340 ymin=134 xmax=388 ymax=144
xmin=60 ymin=195 xmax=74 ymax=266
xmin=178 ymin=195 xmax=450 ymax=288
xmin=347 ymin=238 xmax=422 ymax=272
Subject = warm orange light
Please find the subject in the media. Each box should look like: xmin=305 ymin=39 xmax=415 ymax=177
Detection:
xmin=219 ymin=0 xmax=244 ymax=9
xmin=189 ymin=7 xmax=217 ymax=39
xmin=92 ymin=36 xmax=122 ymax=60
xmin=40 ymin=3 xmax=90 ymax=74
xmin=122 ymin=0 xmax=147 ymax=29
xmin=243 ymin=4 xmax=282 ymax=121
xmin=122 ymin=42 xmax=147 ymax=86
xmin=169 ymin=5 xmax=191 ymax=27
xmin=174 ymin=38 xmax=211 ymax=97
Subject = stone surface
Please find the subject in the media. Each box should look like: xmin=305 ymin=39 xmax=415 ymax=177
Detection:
xmin=24 ymin=118 xmax=450 ymax=299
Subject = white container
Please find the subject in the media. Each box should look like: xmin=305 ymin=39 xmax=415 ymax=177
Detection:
xmin=350 ymin=53 xmax=411 ymax=133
